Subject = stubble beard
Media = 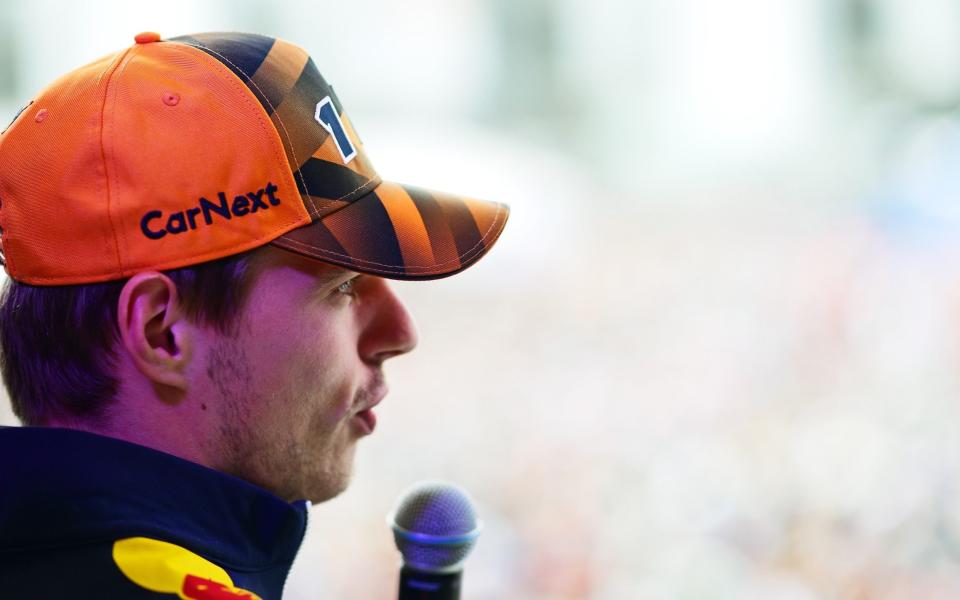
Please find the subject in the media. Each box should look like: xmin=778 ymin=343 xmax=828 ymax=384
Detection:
xmin=204 ymin=337 xmax=297 ymax=499
xmin=204 ymin=337 xmax=353 ymax=503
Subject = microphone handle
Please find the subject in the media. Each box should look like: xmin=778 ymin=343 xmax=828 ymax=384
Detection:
xmin=398 ymin=565 xmax=462 ymax=600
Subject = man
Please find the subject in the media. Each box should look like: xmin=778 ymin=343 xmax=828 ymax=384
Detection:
xmin=0 ymin=32 xmax=509 ymax=599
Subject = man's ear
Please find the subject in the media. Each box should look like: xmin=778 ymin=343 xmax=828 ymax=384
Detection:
xmin=117 ymin=272 xmax=192 ymax=391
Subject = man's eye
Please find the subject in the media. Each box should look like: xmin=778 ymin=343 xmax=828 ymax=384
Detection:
xmin=336 ymin=277 xmax=359 ymax=297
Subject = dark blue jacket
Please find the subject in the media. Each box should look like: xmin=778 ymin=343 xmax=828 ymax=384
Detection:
xmin=0 ymin=426 xmax=308 ymax=599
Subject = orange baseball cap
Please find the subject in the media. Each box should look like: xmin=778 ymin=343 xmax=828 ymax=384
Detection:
xmin=0 ymin=31 xmax=509 ymax=285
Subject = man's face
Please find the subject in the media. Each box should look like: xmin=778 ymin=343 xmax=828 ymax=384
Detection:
xmin=199 ymin=246 xmax=419 ymax=503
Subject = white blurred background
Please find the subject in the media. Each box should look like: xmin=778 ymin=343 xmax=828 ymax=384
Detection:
xmin=4 ymin=0 xmax=960 ymax=598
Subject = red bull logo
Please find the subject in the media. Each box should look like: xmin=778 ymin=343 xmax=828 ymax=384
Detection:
xmin=112 ymin=537 xmax=261 ymax=600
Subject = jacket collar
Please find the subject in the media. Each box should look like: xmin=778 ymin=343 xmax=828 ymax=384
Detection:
xmin=0 ymin=426 xmax=308 ymax=571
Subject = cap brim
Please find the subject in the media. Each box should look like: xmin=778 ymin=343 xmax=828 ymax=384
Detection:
xmin=269 ymin=180 xmax=510 ymax=280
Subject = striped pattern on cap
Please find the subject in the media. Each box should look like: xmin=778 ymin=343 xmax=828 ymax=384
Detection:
xmin=170 ymin=32 xmax=509 ymax=280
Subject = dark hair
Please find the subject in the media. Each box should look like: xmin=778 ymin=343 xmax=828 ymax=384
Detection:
xmin=0 ymin=249 xmax=266 ymax=426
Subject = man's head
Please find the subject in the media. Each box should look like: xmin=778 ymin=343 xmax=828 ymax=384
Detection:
xmin=0 ymin=31 xmax=508 ymax=503
xmin=0 ymin=244 xmax=418 ymax=503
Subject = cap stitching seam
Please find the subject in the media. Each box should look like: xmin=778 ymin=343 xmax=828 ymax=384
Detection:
xmin=98 ymin=47 xmax=136 ymax=276
xmin=275 ymin=202 xmax=506 ymax=273
xmin=326 ymin=176 xmax=380 ymax=203
xmin=180 ymin=41 xmax=319 ymax=217
xmin=105 ymin=50 xmax=140 ymax=274
xmin=301 ymin=176 xmax=382 ymax=224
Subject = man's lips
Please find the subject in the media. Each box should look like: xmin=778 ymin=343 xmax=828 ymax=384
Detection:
xmin=352 ymin=386 xmax=387 ymax=435
xmin=353 ymin=408 xmax=377 ymax=435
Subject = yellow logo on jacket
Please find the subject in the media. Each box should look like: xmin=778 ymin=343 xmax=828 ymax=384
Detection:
xmin=112 ymin=537 xmax=261 ymax=599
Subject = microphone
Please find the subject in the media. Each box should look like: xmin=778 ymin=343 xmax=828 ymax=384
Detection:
xmin=387 ymin=481 xmax=483 ymax=600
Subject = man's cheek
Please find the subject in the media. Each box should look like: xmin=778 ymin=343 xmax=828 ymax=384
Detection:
xmin=316 ymin=380 xmax=356 ymax=428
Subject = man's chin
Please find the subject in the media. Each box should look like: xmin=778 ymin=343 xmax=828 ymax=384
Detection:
xmin=305 ymin=485 xmax=349 ymax=504
xmin=301 ymin=468 xmax=353 ymax=504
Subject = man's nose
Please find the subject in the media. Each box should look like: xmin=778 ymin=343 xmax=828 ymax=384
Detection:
xmin=358 ymin=278 xmax=419 ymax=365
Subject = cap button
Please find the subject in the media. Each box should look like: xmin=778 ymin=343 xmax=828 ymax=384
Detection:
xmin=134 ymin=32 xmax=162 ymax=44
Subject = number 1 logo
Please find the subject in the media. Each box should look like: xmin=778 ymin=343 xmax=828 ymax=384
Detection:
xmin=314 ymin=96 xmax=357 ymax=165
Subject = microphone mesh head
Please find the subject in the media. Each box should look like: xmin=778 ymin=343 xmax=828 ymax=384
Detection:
xmin=389 ymin=481 xmax=481 ymax=573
